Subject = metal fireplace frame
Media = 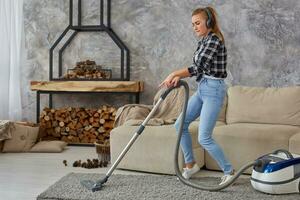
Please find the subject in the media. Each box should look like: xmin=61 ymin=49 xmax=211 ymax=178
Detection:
xmin=49 ymin=0 xmax=130 ymax=81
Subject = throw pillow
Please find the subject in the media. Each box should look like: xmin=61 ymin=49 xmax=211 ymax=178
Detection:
xmin=29 ymin=140 xmax=67 ymax=153
xmin=0 ymin=120 xmax=13 ymax=141
xmin=2 ymin=123 xmax=39 ymax=152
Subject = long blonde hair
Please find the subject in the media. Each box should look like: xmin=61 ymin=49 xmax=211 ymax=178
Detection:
xmin=192 ymin=6 xmax=225 ymax=43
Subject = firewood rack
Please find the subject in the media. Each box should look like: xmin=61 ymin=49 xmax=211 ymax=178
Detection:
xmin=31 ymin=0 xmax=144 ymax=139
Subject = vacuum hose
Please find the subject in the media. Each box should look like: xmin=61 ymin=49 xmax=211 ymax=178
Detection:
xmin=165 ymin=80 xmax=259 ymax=191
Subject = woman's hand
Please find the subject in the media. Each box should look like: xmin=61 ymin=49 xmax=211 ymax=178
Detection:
xmin=159 ymin=68 xmax=190 ymax=88
xmin=159 ymin=73 xmax=181 ymax=88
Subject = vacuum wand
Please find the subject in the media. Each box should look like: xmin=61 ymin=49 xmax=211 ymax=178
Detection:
xmin=80 ymin=81 xmax=185 ymax=192
xmin=81 ymin=80 xmax=255 ymax=192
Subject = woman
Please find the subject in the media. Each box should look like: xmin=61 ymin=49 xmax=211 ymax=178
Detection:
xmin=159 ymin=6 xmax=233 ymax=185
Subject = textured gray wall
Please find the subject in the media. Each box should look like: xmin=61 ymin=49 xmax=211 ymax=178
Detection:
xmin=23 ymin=0 xmax=300 ymax=121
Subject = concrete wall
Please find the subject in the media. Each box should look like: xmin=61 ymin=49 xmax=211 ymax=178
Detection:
xmin=23 ymin=0 xmax=300 ymax=121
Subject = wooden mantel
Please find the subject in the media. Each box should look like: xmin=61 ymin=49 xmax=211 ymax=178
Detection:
xmin=30 ymin=81 xmax=144 ymax=93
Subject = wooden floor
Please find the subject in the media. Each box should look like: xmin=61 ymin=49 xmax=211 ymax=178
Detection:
xmin=0 ymin=146 xmax=143 ymax=200
xmin=0 ymin=146 xmax=232 ymax=200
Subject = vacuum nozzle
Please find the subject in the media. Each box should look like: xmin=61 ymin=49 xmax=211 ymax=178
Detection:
xmin=80 ymin=176 xmax=109 ymax=192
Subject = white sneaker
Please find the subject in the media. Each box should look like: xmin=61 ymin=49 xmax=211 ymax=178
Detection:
xmin=182 ymin=164 xmax=200 ymax=179
xmin=219 ymin=174 xmax=234 ymax=185
xmin=176 ymin=168 xmax=187 ymax=180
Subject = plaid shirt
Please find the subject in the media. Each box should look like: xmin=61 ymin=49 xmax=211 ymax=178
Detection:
xmin=187 ymin=32 xmax=227 ymax=81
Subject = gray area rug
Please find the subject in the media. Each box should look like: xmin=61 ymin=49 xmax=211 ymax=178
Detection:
xmin=37 ymin=173 xmax=299 ymax=200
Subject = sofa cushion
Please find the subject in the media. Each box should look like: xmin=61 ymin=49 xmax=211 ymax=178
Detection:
xmin=226 ymin=86 xmax=300 ymax=126
xmin=2 ymin=123 xmax=39 ymax=152
xmin=110 ymin=124 xmax=205 ymax=175
xmin=0 ymin=121 xmax=13 ymax=141
xmin=289 ymin=133 xmax=300 ymax=155
xmin=205 ymin=123 xmax=300 ymax=174
xmin=29 ymin=140 xmax=67 ymax=153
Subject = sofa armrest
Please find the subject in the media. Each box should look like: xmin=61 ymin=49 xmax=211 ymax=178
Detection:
xmin=289 ymin=132 xmax=300 ymax=155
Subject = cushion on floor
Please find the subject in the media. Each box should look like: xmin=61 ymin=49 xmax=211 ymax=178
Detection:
xmin=2 ymin=123 xmax=39 ymax=152
xmin=30 ymin=140 xmax=67 ymax=153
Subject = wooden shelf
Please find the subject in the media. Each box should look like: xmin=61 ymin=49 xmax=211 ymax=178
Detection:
xmin=30 ymin=80 xmax=144 ymax=123
xmin=30 ymin=80 xmax=144 ymax=92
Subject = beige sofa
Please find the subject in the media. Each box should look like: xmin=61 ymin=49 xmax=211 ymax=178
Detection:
xmin=110 ymin=86 xmax=300 ymax=174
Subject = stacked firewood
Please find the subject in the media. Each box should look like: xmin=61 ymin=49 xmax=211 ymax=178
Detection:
xmin=39 ymin=105 xmax=116 ymax=144
xmin=63 ymin=60 xmax=112 ymax=79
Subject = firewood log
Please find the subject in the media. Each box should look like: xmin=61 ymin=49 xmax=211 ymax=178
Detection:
xmin=41 ymin=111 xmax=47 ymax=117
xmin=67 ymin=121 xmax=76 ymax=130
xmin=69 ymin=130 xmax=77 ymax=136
xmin=77 ymin=128 xmax=83 ymax=134
xmin=90 ymin=138 xmax=97 ymax=143
xmin=84 ymin=125 xmax=92 ymax=131
xmin=71 ymin=110 xmax=77 ymax=119
xmin=75 ymin=122 xmax=83 ymax=129
xmin=46 ymin=128 xmax=55 ymax=136
xmin=78 ymin=133 xmax=84 ymax=140
xmin=61 ymin=132 xmax=68 ymax=136
xmin=98 ymin=126 xmax=106 ymax=133
xmin=91 ymin=121 xmax=100 ymax=127
xmin=97 ymin=135 xmax=104 ymax=140
xmin=56 ymin=117 xmax=64 ymax=122
xmin=59 ymin=121 xmax=65 ymax=127
xmin=61 ymin=136 xmax=68 ymax=142
xmin=73 ymin=137 xmax=80 ymax=143
xmin=54 ymin=126 xmax=61 ymax=134
xmin=67 ymin=135 xmax=73 ymax=141
xmin=81 ymin=137 xmax=89 ymax=143
xmin=83 ymin=120 xmax=89 ymax=127
xmin=46 ymin=121 xmax=52 ymax=129
xmin=100 ymin=113 xmax=110 ymax=120
xmin=89 ymin=117 xmax=94 ymax=123
xmin=52 ymin=130 xmax=61 ymax=138
xmin=44 ymin=116 xmax=50 ymax=121
xmin=99 ymin=118 xmax=105 ymax=124
xmin=103 ymin=121 xmax=114 ymax=129
xmin=102 ymin=105 xmax=108 ymax=112
xmin=89 ymin=134 xmax=97 ymax=139
xmin=52 ymin=120 xmax=58 ymax=127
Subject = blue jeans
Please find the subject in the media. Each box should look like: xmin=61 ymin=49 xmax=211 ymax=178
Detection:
xmin=174 ymin=77 xmax=233 ymax=175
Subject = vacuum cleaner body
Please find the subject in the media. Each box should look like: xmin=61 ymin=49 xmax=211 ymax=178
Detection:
xmin=251 ymin=152 xmax=300 ymax=194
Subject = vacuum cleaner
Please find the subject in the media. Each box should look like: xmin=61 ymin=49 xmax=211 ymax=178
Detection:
xmin=80 ymin=80 xmax=300 ymax=194
xmin=251 ymin=149 xmax=300 ymax=194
